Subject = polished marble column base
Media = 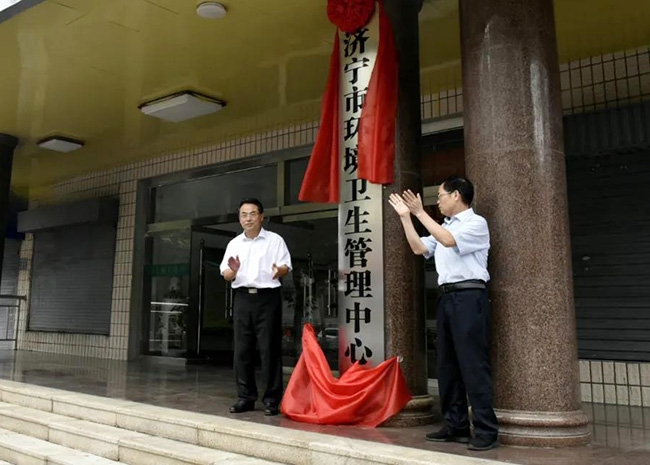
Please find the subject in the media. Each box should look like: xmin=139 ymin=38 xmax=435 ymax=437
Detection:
xmin=383 ymin=395 xmax=436 ymax=427
xmin=497 ymin=408 xmax=590 ymax=447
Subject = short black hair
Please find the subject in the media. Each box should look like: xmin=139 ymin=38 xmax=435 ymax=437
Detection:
xmin=239 ymin=198 xmax=264 ymax=214
xmin=441 ymin=176 xmax=474 ymax=206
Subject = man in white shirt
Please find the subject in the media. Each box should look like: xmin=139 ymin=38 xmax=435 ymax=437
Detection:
xmin=388 ymin=177 xmax=499 ymax=451
xmin=220 ymin=198 xmax=292 ymax=416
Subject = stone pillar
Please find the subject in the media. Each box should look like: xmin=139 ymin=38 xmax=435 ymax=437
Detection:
xmin=0 ymin=134 xmax=19 ymax=288
xmin=382 ymin=0 xmax=434 ymax=427
xmin=459 ymin=0 xmax=589 ymax=446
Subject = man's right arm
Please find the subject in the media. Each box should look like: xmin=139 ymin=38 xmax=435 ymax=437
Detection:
xmin=399 ymin=214 xmax=429 ymax=256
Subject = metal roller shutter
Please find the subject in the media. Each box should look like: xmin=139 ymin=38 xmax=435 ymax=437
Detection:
xmin=568 ymin=152 xmax=650 ymax=361
xmin=28 ymin=223 xmax=116 ymax=334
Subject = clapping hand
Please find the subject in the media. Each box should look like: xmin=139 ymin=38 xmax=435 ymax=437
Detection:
xmin=388 ymin=193 xmax=411 ymax=217
xmin=227 ymin=256 xmax=241 ymax=273
xmin=272 ymin=263 xmax=281 ymax=280
xmin=401 ymin=189 xmax=425 ymax=216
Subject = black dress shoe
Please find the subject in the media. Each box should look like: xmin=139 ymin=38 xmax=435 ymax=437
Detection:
xmin=468 ymin=436 xmax=499 ymax=451
xmin=425 ymin=427 xmax=471 ymax=443
xmin=263 ymin=403 xmax=279 ymax=416
xmin=229 ymin=400 xmax=255 ymax=414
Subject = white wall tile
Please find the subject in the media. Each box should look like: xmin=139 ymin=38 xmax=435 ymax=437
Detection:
xmin=629 ymin=387 xmax=642 ymax=407
xmin=592 ymin=384 xmax=604 ymax=404
xmin=604 ymin=385 xmax=617 ymax=404
xmin=615 ymin=386 xmax=629 ymax=405
xmin=615 ymin=362 xmax=628 ymax=385
xmin=640 ymin=364 xmax=650 ymax=387
xmin=603 ymin=362 xmax=615 ymax=384
xmin=642 ymin=387 xmax=650 ymax=407
xmin=579 ymin=360 xmax=591 ymax=382
xmin=628 ymin=364 xmax=640 ymax=386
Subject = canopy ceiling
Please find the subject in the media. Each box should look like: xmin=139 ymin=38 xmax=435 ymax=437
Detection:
xmin=0 ymin=0 xmax=648 ymax=190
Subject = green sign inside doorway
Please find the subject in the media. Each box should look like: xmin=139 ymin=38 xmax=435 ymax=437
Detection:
xmin=146 ymin=263 xmax=190 ymax=277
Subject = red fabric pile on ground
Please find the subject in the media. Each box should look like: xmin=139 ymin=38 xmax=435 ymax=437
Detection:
xmin=281 ymin=324 xmax=412 ymax=427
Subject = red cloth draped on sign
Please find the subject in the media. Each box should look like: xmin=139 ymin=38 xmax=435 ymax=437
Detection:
xmin=297 ymin=33 xmax=341 ymax=204
xmin=298 ymin=2 xmax=398 ymax=203
xmin=281 ymin=324 xmax=412 ymax=427
xmin=357 ymin=2 xmax=397 ymax=185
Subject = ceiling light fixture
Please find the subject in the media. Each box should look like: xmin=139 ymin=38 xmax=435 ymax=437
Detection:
xmin=139 ymin=91 xmax=226 ymax=123
xmin=37 ymin=136 xmax=84 ymax=153
xmin=196 ymin=2 xmax=227 ymax=19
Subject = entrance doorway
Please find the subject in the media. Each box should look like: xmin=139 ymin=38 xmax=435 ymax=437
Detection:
xmin=143 ymin=211 xmax=340 ymax=370
xmin=187 ymin=225 xmax=238 ymax=363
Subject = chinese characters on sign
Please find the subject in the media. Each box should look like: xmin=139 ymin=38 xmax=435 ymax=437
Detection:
xmin=338 ymin=12 xmax=385 ymax=373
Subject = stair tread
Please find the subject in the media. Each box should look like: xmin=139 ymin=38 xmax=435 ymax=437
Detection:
xmin=0 ymin=403 xmax=140 ymax=440
xmin=51 ymin=417 xmax=148 ymax=441
xmin=0 ymin=401 xmax=73 ymax=424
xmin=120 ymin=435 xmax=281 ymax=464
xmin=0 ymin=404 xmax=281 ymax=464
xmin=0 ymin=427 xmax=119 ymax=464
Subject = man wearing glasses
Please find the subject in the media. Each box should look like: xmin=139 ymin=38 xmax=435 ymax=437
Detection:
xmin=388 ymin=177 xmax=499 ymax=451
xmin=220 ymin=198 xmax=292 ymax=416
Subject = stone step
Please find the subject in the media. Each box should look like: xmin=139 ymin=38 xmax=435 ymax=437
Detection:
xmin=0 ymin=404 xmax=280 ymax=465
xmin=119 ymin=435 xmax=280 ymax=465
xmin=0 ymin=427 xmax=119 ymax=465
xmin=0 ymin=401 xmax=78 ymax=440
xmin=0 ymin=379 xmax=503 ymax=465
xmin=0 ymin=401 xmax=146 ymax=460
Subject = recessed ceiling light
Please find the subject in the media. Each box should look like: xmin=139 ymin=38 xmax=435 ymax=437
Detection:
xmin=196 ymin=2 xmax=227 ymax=19
xmin=139 ymin=91 xmax=226 ymax=123
xmin=37 ymin=136 xmax=84 ymax=153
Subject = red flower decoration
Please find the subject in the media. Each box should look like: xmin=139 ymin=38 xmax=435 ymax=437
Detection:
xmin=327 ymin=0 xmax=376 ymax=33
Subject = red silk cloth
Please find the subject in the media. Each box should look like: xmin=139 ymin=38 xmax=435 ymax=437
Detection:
xmin=298 ymin=1 xmax=398 ymax=203
xmin=280 ymin=325 xmax=412 ymax=427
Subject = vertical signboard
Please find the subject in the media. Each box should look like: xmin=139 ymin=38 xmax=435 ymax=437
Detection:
xmin=338 ymin=11 xmax=384 ymax=373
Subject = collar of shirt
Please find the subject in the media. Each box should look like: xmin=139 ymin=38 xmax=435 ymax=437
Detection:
xmin=444 ymin=207 xmax=474 ymax=225
xmin=241 ymin=228 xmax=268 ymax=242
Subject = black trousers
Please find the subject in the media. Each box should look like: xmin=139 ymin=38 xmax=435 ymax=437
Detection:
xmin=437 ymin=288 xmax=499 ymax=439
xmin=233 ymin=288 xmax=283 ymax=405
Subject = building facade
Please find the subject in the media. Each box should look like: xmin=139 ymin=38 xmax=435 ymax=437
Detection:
xmin=0 ymin=0 xmax=649 ymax=447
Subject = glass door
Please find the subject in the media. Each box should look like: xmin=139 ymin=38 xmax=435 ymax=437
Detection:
xmin=144 ymin=229 xmax=191 ymax=357
xmin=187 ymin=225 xmax=239 ymax=362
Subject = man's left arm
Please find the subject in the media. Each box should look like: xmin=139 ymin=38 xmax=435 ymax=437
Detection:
xmin=449 ymin=216 xmax=490 ymax=255
xmin=415 ymin=211 xmax=457 ymax=248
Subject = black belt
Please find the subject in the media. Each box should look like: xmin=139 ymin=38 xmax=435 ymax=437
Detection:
xmin=235 ymin=287 xmax=280 ymax=294
xmin=439 ymin=279 xmax=487 ymax=295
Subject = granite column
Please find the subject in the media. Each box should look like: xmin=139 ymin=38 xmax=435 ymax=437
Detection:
xmin=459 ymin=0 xmax=589 ymax=446
xmin=382 ymin=0 xmax=434 ymax=426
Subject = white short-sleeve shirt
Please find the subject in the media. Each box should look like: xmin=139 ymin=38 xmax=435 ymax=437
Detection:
xmin=420 ymin=208 xmax=490 ymax=285
xmin=219 ymin=228 xmax=292 ymax=289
